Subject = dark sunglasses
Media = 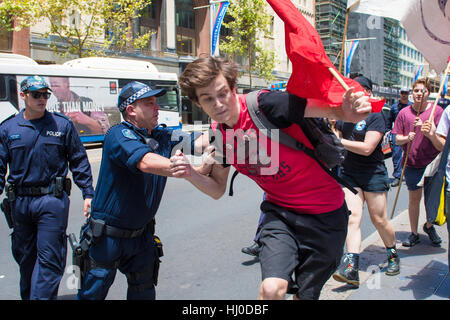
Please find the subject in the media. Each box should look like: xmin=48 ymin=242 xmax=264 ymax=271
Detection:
xmin=29 ymin=91 xmax=51 ymax=99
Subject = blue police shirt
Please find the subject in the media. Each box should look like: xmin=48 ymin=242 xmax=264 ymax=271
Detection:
xmin=90 ymin=122 xmax=194 ymax=230
xmin=0 ymin=110 xmax=94 ymax=198
xmin=386 ymin=101 xmax=412 ymax=131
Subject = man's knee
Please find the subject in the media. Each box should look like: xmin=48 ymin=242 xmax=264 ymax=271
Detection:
xmin=259 ymin=278 xmax=288 ymax=300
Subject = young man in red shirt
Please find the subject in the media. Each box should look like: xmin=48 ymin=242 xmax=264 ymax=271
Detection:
xmin=171 ymin=56 xmax=371 ymax=300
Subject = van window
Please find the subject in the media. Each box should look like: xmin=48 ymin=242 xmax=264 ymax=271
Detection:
xmin=0 ymin=76 xmax=6 ymax=100
xmin=9 ymin=78 xmax=18 ymax=109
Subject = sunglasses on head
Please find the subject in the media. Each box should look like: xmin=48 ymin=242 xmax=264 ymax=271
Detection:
xmin=29 ymin=91 xmax=51 ymax=99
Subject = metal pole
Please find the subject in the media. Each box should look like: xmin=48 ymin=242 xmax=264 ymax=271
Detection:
xmin=194 ymin=0 xmax=228 ymax=10
xmin=338 ymin=9 xmax=350 ymax=74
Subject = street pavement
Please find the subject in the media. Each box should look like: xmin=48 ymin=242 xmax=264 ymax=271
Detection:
xmin=0 ymin=146 xmax=448 ymax=301
xmin=320 ymin=201 xmax=450 ymax=300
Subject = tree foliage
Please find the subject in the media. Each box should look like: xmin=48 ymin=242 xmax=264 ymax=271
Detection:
xmin=220 ymin=0 xmax=276 ymax=88
xmin=0 ymin=0 xmax=153 ymax=58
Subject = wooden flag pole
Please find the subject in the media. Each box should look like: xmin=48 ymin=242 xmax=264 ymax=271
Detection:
xmin=428 ymin=59 xmax=450 ymax=121
xmin=328 ymin=67 xmax=350 ymax=90
xmin=390 ymin=145 xmax=410 ymax=219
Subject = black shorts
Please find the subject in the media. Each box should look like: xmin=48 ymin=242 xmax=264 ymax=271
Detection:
xmin=258 ymin=201 xmax=349 ymax=300
xmin=404 ymin=166 xmax=426 ymax=191
xmin=340 ymin=167 xmax=390 ymax=192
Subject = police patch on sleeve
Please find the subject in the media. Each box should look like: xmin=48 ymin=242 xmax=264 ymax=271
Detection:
xmin=9 ymin=134 xmax=21 ymax=141
xmin=122 ymin=129 xmax=138 ymax=140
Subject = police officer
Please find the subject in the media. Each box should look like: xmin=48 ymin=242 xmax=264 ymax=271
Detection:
xmin=0 ymin=75 xmax=94 ymax=300
xmin=385 ymin=87 xmax=412 ymax=187
xmin=76 ymin=81 xmax=198 ymax=300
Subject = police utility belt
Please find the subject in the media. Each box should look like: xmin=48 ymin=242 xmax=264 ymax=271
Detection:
xmin=1 ymin=177 xmax=71 ymax=229
xmin=69 ymin=218 xmax=163 ymax=288
xmin=70 ymin=219 xmax=161 ymax=267
xmin=89 ymin=218 xmax=155 ymax=239
xmin=9 ymin=177 xmax=72 ymax=199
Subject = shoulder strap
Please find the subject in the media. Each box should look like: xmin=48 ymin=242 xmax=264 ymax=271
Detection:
xmin=246 ymin=90 xmax=303 ymax=152
xmin=228 ymin=170 xmax=240 ymax=196
xmin=53 ymin=112 xmax=71 ymax=121
xmin=245 ymin=90 xmax=357 ymax=195
xmin=134 ymin=129 xmax=159 ymax=151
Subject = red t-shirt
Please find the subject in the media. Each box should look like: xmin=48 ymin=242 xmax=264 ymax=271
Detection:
xmin=212 ymin=92 xmax=344 ymax=214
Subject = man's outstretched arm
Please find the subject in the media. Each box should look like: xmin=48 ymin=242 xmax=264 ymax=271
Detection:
xmin=170 ymin=150 xmax=230 ymax=200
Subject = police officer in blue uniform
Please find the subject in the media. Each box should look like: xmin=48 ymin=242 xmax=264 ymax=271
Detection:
xmin=385 ymin=87 xmax=412 ymax=187
xmin=77 ymin=81 xmax=199 ymax=300
xmin=0 ymin=76 xmax=94 ymax=300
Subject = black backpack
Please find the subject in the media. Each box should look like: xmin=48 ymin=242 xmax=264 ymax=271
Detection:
xmin=228 ymin=90 xmax=357 ymax=195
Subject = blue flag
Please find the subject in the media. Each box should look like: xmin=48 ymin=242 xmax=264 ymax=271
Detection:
xmin=211 ymin=1 xmax=230 ymax=56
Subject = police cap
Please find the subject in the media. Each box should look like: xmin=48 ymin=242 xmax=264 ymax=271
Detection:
xmin=20 ymin=75 xmax=52 ymax=92
xmin=118 ymin=81 xmax=166 ymax=112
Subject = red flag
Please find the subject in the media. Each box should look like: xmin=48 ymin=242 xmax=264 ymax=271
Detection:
xmin=266 ymin=0 xmax=383 ymax=112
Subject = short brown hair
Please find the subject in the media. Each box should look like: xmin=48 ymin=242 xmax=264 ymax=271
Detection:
xmin=412 ymin=78 xmax=431 ymax=93
xmin=179 ymin=55 xmax=239 ymax=103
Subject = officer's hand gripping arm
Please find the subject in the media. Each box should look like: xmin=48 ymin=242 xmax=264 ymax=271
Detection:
xmin=178 ymin=160 xmax=230 ymax=200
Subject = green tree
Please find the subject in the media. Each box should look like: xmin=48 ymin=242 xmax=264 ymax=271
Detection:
xmin=220 ymin=0 xmax=276 ymax=89
xmin=0 ymin=0 xmax=153 ymax=58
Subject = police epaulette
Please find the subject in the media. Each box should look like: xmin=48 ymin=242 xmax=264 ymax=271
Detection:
xmin=53 ymin=112 xmax=72 ymax=122
xmin=104 ymin=123 xmax=123 ymax=137
xmin=0 ymin=113 xmax=17 ymax=126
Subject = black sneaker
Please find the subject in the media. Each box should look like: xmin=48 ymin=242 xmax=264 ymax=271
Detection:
xmin=241 ymin=242 xmax=261 ymax=257
xmin=402 ymin=233 xmax=420 ymax=247
xmin=332 ymin=254 xmax=360 ymax=287
xmin=423 ymin=224 xmax=442 ymax=246
xmin=385 ymin=248 xmax=400 ymax=276
xmin=286 ymin=277 xmax=299 ymax=294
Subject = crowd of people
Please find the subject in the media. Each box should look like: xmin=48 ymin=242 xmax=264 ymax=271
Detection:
xmin=0 ymin=56 xmax=448 ymax=300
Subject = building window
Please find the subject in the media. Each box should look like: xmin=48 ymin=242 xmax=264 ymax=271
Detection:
xmin=177 ymin=34 xmax=195 ymax=55
xmin=140 ymin=26 xmax=158 ymax=51
xmin=0 ymin=24 xmax=12 ymax=52
xmin=176 ymin=9 xmax=194 ymax=29
xmin=137 ymin=1 xmax=159 ymax=53
xmin=176 ymin=0 xmax=196 ymax=56
xmin=176 ymin=0 xmax=195 ymax=29
xmin=141 ymin=3 xmax=157 ymax=19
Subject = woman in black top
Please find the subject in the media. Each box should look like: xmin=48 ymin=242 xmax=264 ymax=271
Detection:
xmin=332 ymin=77 xmax=400 ymax=287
